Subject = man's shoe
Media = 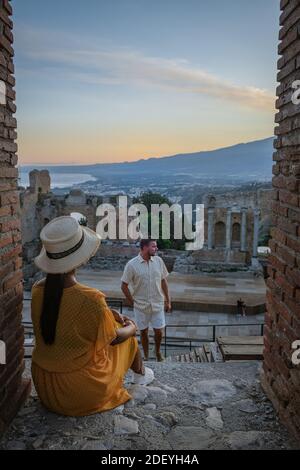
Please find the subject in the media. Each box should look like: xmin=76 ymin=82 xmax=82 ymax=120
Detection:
xmin=131 ymin=367 xmax=155 ymax=386
xmin=156 ymin=352 xmax=165 ymax=362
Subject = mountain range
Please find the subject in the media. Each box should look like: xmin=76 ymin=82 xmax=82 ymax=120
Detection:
xmin=21 ymin=137 xmax=274 ymax=183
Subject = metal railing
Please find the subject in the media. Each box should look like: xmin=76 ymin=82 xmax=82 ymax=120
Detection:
xmin=163 ymin=323 xmax=265 ymax=357
xmin=23 ymin=297 xmax=123 ymax=313
xmin=23 ymin=316 xmax=264 ymax=360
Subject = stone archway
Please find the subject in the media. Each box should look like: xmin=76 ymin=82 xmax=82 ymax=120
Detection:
xmin=232 ymin=222 xmax=241 ymax=248
xmin=214 ymin=221 xmax=226 ymax=248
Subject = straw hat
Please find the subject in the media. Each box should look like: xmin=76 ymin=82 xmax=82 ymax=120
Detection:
xmin=34 ymin=216 xmax=101 ymax=274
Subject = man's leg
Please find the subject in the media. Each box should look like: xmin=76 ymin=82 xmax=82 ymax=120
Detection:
xmin=134 ymin=309 xmax=150 ymax=360
xmin=140 ymin=328 xmax=149 ymax=361
xmin=154 ymin=328 xmax=164 ymax=361
xmin=152 ymin=309 xmax=166 ymax=361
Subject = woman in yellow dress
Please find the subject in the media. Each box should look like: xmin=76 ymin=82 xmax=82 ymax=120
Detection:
xmin=31 ymin=216 xmax=154 ymax=417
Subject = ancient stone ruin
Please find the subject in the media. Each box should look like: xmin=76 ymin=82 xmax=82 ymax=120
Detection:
xmin=20 ymin=169 xmax=271 ymax=284
xmin=174 ymin=191 xmax=272 ymax=273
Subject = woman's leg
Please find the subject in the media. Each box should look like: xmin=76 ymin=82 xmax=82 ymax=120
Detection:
xmin=130 ymin=346 xmax=145 ymax=375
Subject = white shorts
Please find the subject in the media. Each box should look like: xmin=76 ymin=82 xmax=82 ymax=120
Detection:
xmin=133 ymin=308 xmax=166 ymax=331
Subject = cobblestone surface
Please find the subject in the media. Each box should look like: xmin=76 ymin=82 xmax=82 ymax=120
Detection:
xmin=0 ymin=361 xmax=299 ymax=450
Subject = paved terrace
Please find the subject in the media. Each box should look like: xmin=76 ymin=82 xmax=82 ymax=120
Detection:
xmin=76 ymin=269 xmax=266 ymax=314
xmin=23 ymin=270 xmax=265 ymax=350
xmin=23 ymin=270 xmax=265 ymax=354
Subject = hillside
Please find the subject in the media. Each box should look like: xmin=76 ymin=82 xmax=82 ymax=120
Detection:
xmin=21 ymin=137 xmax=274 ymax=183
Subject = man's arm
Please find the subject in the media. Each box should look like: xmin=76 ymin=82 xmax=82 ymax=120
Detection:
xmin=160 ymin=257 xmax=171 ymax=312
xmin=161 ymin=278 xmax=171 ymax=313
xmin=121 ymin=262 xmax=135 ymax=307
xmin=121 ymin=282 xmax=134 ymax=308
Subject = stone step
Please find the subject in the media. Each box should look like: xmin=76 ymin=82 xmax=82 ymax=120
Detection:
xmin=167 ymin=342 xmax=224 ymax=364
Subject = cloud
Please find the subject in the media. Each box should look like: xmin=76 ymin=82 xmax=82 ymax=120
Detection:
xmin=16 ymin=26 xmax=274 ymax=112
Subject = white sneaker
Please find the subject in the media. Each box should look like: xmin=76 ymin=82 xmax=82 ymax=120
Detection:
xmin=131 ymin=367 xmax=155 ymax=386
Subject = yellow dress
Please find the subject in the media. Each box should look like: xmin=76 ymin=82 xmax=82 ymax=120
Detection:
xmin=31 ymin=283 xmax=138 ymax=417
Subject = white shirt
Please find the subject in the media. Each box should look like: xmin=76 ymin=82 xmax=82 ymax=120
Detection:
xmin=121 ymin=254 xmax=169 ymax=314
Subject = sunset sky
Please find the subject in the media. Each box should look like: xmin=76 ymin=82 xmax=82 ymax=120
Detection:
xmin=14 ymin=0 xmax=279 ymax=165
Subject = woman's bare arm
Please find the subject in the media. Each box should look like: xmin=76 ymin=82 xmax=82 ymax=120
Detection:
xmin=111 ymin=320 xmax=137 ymax=346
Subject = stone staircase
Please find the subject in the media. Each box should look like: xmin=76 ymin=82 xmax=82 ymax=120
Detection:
xmin=166 ymin=343 xmax=223 ymax=363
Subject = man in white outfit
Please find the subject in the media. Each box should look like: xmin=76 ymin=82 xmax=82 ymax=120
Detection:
xmin=121 ymin=239 xmax=171 ymax=362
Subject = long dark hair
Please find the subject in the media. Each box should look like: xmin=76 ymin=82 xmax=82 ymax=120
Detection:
xmin=40 ymin=273 xmax=65 ymax=345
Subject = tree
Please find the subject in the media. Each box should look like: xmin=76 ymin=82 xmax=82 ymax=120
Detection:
xmin=78 ymin=217 xmax=87 ymax=227
xmin=133 ymin=192 xmax=186 ymax=250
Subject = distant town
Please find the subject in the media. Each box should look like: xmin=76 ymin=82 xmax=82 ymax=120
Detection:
xmin=19 ymin=137 xmax=273 ymax=202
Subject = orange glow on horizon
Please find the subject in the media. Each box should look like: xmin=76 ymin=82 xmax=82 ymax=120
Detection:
xmin=18 ymin=126 xmax=273 ymax=166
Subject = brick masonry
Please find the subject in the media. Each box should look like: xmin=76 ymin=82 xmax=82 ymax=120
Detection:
xmin=261 ymin=0 xmax=300 ymax=441
xmin=0 ymin=0 xmax=30 ymax=435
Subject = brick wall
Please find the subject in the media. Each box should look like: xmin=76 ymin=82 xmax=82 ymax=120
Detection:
xmin=0 ymin=0 xmax=30 ymax=435
xmin=261 ymin=0 xmax=300 ymax=441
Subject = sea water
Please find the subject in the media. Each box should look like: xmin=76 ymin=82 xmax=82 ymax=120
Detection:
xmin=19 ymin=171 xmax=97 ymax=189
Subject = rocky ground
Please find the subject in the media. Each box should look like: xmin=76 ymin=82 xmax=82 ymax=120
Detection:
xmin=0 ymin=361 xmax=299 ymax=450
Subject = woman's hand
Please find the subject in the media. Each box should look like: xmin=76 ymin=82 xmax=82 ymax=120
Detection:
xmin=125 ymin=319 xmax=137 ymax=336
xmin=124 ymin=316 xmax=137 ymax=328
xmin=111 ymin=319 xmax=137 ymax=346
